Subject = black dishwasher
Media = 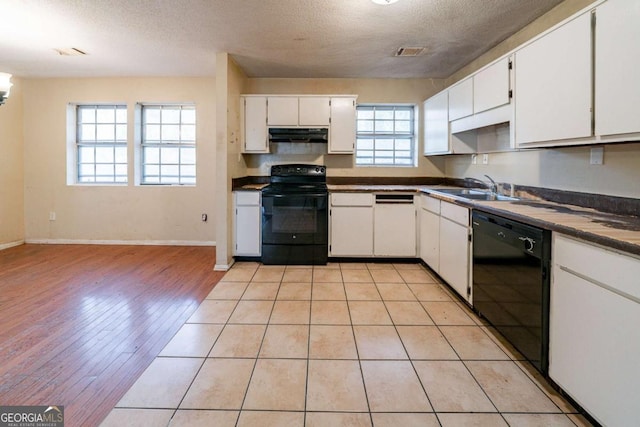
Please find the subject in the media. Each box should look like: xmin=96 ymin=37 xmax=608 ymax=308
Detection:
xmin=472 ymin=211 xmax=551 ymax=375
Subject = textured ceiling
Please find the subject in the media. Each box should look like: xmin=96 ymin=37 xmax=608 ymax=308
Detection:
xmin=0 ymin=0 xmax=564 ymax=79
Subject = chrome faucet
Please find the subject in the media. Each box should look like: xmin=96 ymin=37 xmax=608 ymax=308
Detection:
xmin=484 ymin=175 xmax=498 ymax=195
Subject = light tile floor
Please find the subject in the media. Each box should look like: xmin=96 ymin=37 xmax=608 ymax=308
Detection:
xmin=101 ymin=262 xmax=593 ymax=427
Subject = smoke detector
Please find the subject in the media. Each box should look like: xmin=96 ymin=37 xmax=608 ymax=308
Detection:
xmin=395 ymin=47 xmax=426 ymax=57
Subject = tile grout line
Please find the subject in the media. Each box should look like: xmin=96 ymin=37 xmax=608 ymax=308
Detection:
xmin=149 ymin=268 xmax=255 ymax=425
xmin=341 ymin=264 xmax=375 ymax=426
xmin=375 ymin=264 xmax=439 ymax=419
xmin=232 ymin=267 xmax=283 ymax=426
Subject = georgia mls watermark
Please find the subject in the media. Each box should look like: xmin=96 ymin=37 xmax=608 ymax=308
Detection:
xmin=0 ymin=406 xmax=64 ymax=427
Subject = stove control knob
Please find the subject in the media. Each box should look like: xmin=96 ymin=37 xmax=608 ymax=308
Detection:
xmin=315 ymin=167 xmax=319 ymax=173
xmin=320 ymin=167 xmax=325 ymax=173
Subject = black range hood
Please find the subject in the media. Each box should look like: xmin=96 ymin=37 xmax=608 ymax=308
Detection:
xmin=269 ymin=127 xmax=328 ymax=143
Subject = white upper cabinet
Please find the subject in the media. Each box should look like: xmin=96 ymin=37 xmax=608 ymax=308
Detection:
xmin=473 ymin=57 xmax=511 ymax=114
xmin=267 ymin=96 xmax=298 ymax=126
xmin=448 ymin=78 xmax=473 ymax=121
xmin=299 ymin=97 xmax=331 ymax=126
xmin=595 ymin=0 xmax=640 ymax=137
xmin=242 ymin=94 xmax=357 ymax=154
xmin=423 ymin=91 xmax=450 ymax=155
xmin=329 ymin=97 xmax=356 ymax=153
xmin=515 ymin=12 xmax=592 ymax=146
xmin=242 ymin=96 xmax=269 ymax=153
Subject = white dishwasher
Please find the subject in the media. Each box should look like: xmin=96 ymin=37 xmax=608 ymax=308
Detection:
xmin=373 ymin=194 xmax=416 ymax=257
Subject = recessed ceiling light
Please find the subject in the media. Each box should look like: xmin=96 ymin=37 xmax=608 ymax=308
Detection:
xmin=372 ymin=0 xmax=399 ymax=5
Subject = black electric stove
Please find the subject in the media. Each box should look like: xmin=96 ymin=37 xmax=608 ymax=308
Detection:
xmin=261 ymin=164 xmax=328 ymax=265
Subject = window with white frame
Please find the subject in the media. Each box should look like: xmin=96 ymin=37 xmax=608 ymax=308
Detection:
xmin=76 ymin=105 xmax=128 ymax=183
xmin=141 ymin=104 xmax=196 ymax=185
xmin=355 ymin=105 xmax=416 ymax=166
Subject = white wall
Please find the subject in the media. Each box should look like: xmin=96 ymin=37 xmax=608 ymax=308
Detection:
xmin=244 ymin=78 xmax=447 ymax=177
xmin=0 ymin=77 xmax=25 ymax=248
xmin=446 ymin=144 xmax=640 ymax=198
xmin=22 ymin=77 xmax=217 ymax=244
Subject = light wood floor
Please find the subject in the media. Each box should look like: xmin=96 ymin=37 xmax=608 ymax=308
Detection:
xmin=0 ymin=244 xmax=224 ymax=427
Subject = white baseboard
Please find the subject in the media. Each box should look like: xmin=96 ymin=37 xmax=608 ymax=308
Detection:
xmin=25 ymin=239 xmax=216 ymax=247
xmin=214 ymin=259 xmax=235 ymax=271
xmin=0 ymin=240 xmax=25 ymax=251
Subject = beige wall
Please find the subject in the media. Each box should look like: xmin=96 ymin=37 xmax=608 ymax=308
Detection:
xmin=22 ymin=77 xmax=217 ymax=244
xmin=0 ymin=77 xmax=25 ymax=248
xmin=244 ymin=78 xmax=447 ymax=177
xmin=215 ymin=54 xmax=249 ymax=269
xmin=443 ymin=0 xmax=640 ymax=199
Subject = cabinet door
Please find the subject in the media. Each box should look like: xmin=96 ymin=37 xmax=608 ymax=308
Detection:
xmin=420 ymin=208 xmax=440 ymax=272
xmin=448 ymin=78 xmax=473 ymax=121
xmin=374 ymin=202 xmax=416 ymax=257
xmin=330 ymin=206 xmax=374 ymax=256
xmin=439 ymin=217 xmax=469 ymax=301
xmin=423 ymin=91 xmax=450 ymax=155
xmin=234 ymin=192 xmax=261 ymax=256
xmin=329 ymin=97 xmax=356 ymax=153
xmin=515 ymin=12 xmax=592 ymax=146
xmin=243 ymin=97 xmax=269 ymax=153
xmin=550 ymin=267 xmax=640 ymax=427
xmin=473 ymin=57 xmax=511 ymax=114
xmin=299 ymin=97 xmax=331 ymax=126
xmin=595 ymin=0 xmax=640 ymax=137
xmin=267 ymin=97 xmax=298 ymax=126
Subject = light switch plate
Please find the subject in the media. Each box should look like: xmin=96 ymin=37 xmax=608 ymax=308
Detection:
xmin=482 ymin=154 xmax=489 ymax=165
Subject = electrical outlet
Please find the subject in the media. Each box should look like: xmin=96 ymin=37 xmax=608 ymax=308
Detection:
xmin=590 ymin=147 xmax=604 ymax=165
xmin=482 ymin=154 xmax=489 ymax=165
xmin=49 ymin=212 xmax=56 ymax=221
xmin=471 ymin=154 xmax=477 ymax=164
xmin=201 ymin=213 xmax=208 ymax=222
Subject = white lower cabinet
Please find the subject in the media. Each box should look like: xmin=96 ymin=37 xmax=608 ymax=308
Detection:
xmin=550 ymin=234 xmax=640 ymax=427
xmin=419 ymin=195 xmax=440 ymax=272
xmin=329 ymin=193 xmax=374 ymax=257
xmin=233 ymin=191 xmax=261 ymax=256
xmin=438 ymin=201 xmax=471 ymax=303
xmin=418 ymin=196 xmax=470 ymax=302
xmin=373 ymin=195 xmax=416 ymax=257
xmin=330 ymin=192 xmax=416 ymax=258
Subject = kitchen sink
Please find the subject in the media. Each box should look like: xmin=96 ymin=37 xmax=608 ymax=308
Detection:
xmin=434 ymin=188 xmax=519 ymax=201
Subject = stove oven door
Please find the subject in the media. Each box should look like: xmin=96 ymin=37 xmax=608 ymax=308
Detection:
xmin=262 ymin=193 xmax=328 ymax=245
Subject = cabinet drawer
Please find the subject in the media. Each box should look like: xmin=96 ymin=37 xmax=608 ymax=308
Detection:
xmin=554 ymin=234 xmax=640 ymax=300
xmin=331 ymin=193 xmax=373 ymax=207
xmin=421 ymin=194 xmax=441 ymax=214
xmin=235 ymin=191 xmax=261 ymax=206
xmin=440 ymin=201 xmax=469 ymax=226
